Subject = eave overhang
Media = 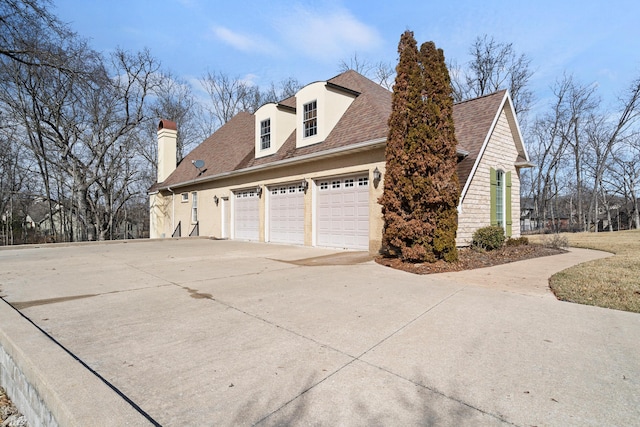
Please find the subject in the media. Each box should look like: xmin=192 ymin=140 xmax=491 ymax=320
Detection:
xmin=154 ymin=137 xmax=386 ymax=192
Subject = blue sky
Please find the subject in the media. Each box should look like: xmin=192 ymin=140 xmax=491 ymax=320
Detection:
xmin=53 ymin=0 xmax=639 ymax=113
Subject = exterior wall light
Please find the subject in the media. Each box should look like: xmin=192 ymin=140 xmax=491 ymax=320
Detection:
xmin=213 ymin=195 xmax=219 ymax=206
xmin=301 ymin=179 xmax=309 ymax=191
xmin=256 ymin=185 xmax=263 ymax=197
xmin=373 ymin=167 xmax=382 ymax=182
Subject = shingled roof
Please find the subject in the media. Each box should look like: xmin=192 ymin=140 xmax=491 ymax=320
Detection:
xmin=152 ymin=71 xmax=511 ymax=192
xmin=453 ymin=90 xmax=508 ymax=189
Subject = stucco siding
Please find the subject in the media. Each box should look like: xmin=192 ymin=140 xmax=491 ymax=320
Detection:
xmin=151 ymin=147 xmax=385 ymax=253
xmin=457 ymin=108 xmax=522 ymax=245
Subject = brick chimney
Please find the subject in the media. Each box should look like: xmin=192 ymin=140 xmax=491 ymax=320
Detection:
xmin=157 ymin=119 xmax=177 ymax=183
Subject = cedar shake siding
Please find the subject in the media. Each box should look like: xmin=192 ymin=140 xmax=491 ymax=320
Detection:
xmin=457 ymin=107 xmax=522 ymax=245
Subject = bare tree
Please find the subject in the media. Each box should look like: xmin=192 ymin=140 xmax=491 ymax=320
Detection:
xmin=338 ymin=53 xmax=395 ymax=90
xmin=450 ymin=35 xmax=534 ymax=116
xmin=0 ymin=0 xmax=83 ymax=73
xmin=0 ymin=124 xmax=29 ymax=244
xmin=1 ymin=35 xmax=160 ymax=241
xmin=609 ymin=139 xmax=640 ymax=229
xmin=339 ymin=52 xmax=375 ymax=76
xmin=585 ymin=76 xmax=640 ymax=232
xmin=137 ymin=70 xmax=203 ymax=186
xmin=560 ymin=75 xmax=600 ymax=231
xmin=64 ymin=48 xmax=159 ymax=241
xmin=278 ymin=77 xmax=302 ymax=99
xmin=199 ymin=71 xmax=253 ymax=128
xmin=525 ymin=75 xmax=587 ymax=232
xmin=199 ymin=71 xmax=302 ymax=132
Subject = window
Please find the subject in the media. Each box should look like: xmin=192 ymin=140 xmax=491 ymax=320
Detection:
xmin=303 ymin=100 xmax=317 ymax=137
xmin=181 ymin=193 xmax=188 ymax=202
xmin=490 ymin=168 xmax=512 ymax=237
xmin=495 ymin=170 xmax=504 ymax=228
xmin=358 ymin=177 xmax=369 ymax=187
xmin=260 ymin=119 xmax=271 ymax=150
xmin=320 ymin=182 xmax=328 ymax=190
xmin=332 ymin=180 xmax=341 ymax=189
xmin=344 ymin=179 xmax=354 ymax=188
xmin=191 ymin=192 xmax=198 ymax=223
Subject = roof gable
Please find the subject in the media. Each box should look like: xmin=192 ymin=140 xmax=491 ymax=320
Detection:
xmin=453 ymin=90 xmax=507 ymax=195
xmin=453 ymin=90 xmax=529 ymax=202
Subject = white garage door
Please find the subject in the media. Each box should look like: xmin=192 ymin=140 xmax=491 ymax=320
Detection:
xmin=234 ymin=189 xmax=259 ymax=241
xmin=269 ymin=184 xmax=305 ymax=245
xmin=316 ymin=175 xmax=369 ymax=250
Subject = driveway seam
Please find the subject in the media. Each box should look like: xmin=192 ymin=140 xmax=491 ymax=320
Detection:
xmin=360 ymin=360 xmax=519 ymax=426
xmin=350 ymin=284 xmax=519 ymax=426
xmin=249 ymin=284 xmax=519 ymax=426
xmin=355 ymin=285 xmax=467 ymax=360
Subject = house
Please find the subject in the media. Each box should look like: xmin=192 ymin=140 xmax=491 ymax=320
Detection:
xmin=149 ymin=70 xmax=532 ymax=253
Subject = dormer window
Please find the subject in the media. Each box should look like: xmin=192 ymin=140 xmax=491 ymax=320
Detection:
xmin=260 ymin=119 xmax=271 ymax=150
xmin=303 ymin=100 xmax=317 ymax=137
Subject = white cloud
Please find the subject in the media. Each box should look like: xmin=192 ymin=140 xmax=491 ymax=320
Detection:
xmin=211 ymin=26 xmax=279 ymax=55
xmin=212 ymin=26 xmax=255 ymax=51
xmin=276 ymin=5 xmax=382 ymax=62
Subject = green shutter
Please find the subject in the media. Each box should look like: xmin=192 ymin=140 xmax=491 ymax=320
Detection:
xmin=505 ymin=171 xmax=512 ymax=237
xmin=490 ymin=168 xmax=497 ymax=226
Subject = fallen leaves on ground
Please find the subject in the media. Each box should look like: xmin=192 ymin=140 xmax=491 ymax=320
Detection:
xmin=376 ymin=244 xmax=565 ymax=274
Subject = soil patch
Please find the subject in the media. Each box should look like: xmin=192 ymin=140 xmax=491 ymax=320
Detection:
xmin=376 ymin=244 xmax=565 ymax=274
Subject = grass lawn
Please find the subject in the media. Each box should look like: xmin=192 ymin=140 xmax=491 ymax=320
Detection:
xmin=532 ymin=230 xmax=640 ymax=313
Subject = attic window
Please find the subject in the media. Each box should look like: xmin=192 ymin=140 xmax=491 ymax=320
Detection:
xmin=303 ymin=100 xmax=317 ymax=137
xmin=260 ymin=119 xmax=271 ymax=150
xmin=181 ymin=193 xmax=188 ymax=202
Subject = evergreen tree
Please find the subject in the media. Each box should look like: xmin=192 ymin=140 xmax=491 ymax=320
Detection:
xmin=380 ymin=31 xmax=460 ymax=262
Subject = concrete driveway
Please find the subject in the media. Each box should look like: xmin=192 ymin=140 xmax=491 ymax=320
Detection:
xmin=0 ymin=239 xmax=638 ymax=426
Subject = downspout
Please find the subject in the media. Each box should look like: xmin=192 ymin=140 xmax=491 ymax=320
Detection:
xmin=167 ymin=187 xmax=175 ymax=234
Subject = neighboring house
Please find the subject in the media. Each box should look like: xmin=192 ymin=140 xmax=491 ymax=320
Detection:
xmin=27 ymin=198 xmax=83 ymax=242
xmin=520 ymin=197 xmax=537 ymax=232
xmin=149 ymin=70 xmax=532 ymax=253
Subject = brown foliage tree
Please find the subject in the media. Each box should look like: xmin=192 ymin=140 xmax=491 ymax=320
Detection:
xmin=380 ymin=31 xmax=459 ymax=263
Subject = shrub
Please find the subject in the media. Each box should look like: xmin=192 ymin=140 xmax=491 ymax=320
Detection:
xmin=542 ymin=233 xmax=569 ymax=249
xmin=506 ymin=236 xmax=529 ymax=247
xmin=472 ymin=226 xmax=505 ymax=251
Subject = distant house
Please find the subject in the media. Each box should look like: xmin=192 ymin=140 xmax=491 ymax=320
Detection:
xmin=27 ymin=198 xmax=82 ymax=242
xmin=149 ymin=70 xmax=532 ymax=253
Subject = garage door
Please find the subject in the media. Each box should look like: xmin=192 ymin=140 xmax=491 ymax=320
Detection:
xmin=269 ymin=184 xmax=305 ymax=244
xmin=234 ymin=189 xmax=259 ymax=241
xmin=316 ymin=175 xmax=369 ymax=250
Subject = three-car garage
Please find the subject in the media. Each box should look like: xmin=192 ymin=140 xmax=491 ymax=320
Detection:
xmin=231 ymin=173 xmax=371 ymax=250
